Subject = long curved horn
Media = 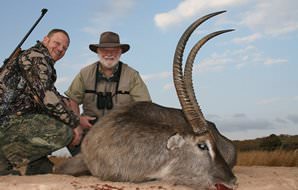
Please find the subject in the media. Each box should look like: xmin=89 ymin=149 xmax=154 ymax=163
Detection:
xmin=173 ymin=11 xmax=227 ymax=134
xmin=183 ymin=29 xmax=234 ymax=134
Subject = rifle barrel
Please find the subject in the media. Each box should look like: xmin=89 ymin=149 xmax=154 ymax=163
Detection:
xmin=8 ymin=8 xmax=48 ymax=60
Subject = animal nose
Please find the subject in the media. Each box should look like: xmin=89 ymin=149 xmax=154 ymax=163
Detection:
xmin=215 ymin=177 xmax=237 ymax=190
xmin=215 ymin=183 xmax=233 ymax=190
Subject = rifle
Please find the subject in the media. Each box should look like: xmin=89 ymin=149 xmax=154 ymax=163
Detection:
xmin=0 ymin=8 xmax=48 ymax=71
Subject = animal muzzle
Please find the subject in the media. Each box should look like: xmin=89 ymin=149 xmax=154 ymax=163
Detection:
xmin=214 ymin=175 xmax=237 ymax=190
xmin=214 ymin=183 xmax=235 ymax=190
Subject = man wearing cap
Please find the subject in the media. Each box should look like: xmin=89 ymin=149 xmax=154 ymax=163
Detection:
xmin=65 ymin=31 xmax=151 ymax=155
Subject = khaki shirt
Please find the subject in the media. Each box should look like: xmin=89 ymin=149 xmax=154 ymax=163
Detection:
xmin=65 ymin=61 xmax=151 ymax=119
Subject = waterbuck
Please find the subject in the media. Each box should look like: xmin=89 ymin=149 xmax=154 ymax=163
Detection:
xmin=56 ymin=11 xmax=237 ymax=190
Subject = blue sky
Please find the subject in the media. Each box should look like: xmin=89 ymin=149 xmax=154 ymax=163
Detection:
xmin=1 ymin=0 xmax=297 ymax=141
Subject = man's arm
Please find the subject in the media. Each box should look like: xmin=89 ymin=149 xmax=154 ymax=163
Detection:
xmin=18 ymin=50 xmax=79 ymax=128
xmin=130 ymin=72 xmax=151 ymax=102
xmin=69 ymin=99 xmax=80 ymax=115
xmin=65 ymin=74 xmax=96 ymax=128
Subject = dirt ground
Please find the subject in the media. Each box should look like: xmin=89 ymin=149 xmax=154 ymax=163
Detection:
xmin=0 ymin=166 xmax=297 ymax=190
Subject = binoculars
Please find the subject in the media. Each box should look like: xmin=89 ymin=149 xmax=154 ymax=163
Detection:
xmin=97 ymin=92 xmax=113 ymax=110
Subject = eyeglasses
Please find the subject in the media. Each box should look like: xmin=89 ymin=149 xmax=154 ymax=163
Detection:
xmin=97 ymin=92 xmax=113 ymax=110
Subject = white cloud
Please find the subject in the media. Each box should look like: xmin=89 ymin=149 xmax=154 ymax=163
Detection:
xmin=264 ymin=58 xmax=288 ymax=65
xmin=232 ymin=33 xmax=262 ymax=44
xmin=154 ymin=0 xmax=246 ymax=30
xmin=197 ymin=44 xmax=289 ymax=71
xmin=160 ymin=43 xmax=288 ymax=75
xmin=194 ymin=54 xmax=232 ymax=73
xmin=142 ymin=71 xmax=171 ymax=82
xmin=241 ymin=0 xmax=298 ymax=36
xmin=83 ymin=0 xmax=135 ymax=35
xmin=155 ymin=0 xmax=298 ymax=38
xmin=141 ymin=47 xmax=274 ymax=94
xmin=163 ymin=83 xmax=174 ymax=91
xmin=192 ymin=45 xmax=262 ymax=72
xmin=56 ymin=77 xmax=69 ymax=86
xmin=257 ymin=97 xmax=280 ymax=105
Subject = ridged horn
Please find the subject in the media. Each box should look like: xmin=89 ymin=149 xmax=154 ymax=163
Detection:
xmin=183 ymin=29 xmax=234 ymax=134
xmin=173 ymin=10 xmax=228 ymax=134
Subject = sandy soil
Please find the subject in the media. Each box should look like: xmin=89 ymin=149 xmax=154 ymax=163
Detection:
xmin=0 ymin=166 xmax=297 ymax=190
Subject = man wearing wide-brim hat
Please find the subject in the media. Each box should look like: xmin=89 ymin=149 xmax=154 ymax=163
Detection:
xmin=65 ymin=31 xmax=151 ymax=155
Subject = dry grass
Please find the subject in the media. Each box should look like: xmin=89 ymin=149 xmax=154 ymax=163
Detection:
xmin=237 ymin=149 xmax=298 ymax=167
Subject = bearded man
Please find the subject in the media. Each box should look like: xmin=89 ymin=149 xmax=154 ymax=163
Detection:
xmin=65 ymin=31 xmax=151 ymax=155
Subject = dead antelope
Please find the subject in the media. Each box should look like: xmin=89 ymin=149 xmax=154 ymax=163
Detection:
xmin=56 ymin=11 xmax=237 ymax=190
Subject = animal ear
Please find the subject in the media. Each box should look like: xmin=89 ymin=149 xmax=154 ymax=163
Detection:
xmin=167 ymin=133 xmax=185 ymax=150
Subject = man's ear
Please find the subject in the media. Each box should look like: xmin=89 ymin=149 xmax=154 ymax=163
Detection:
xmin=167 ymin=133 xmax=185 ymax=150
xmin=42 ymin=36 xmax=49 ymax=44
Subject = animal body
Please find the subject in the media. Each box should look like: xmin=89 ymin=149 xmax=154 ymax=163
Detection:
xmin=56 ymin=11 xmax=237 ymax=190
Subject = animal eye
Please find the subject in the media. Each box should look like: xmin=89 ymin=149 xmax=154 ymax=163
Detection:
xmin=197 ymin=143 xmax=209 ymax=151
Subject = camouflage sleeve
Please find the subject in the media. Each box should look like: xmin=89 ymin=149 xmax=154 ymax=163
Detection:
xmin=18 ymin=50 xmax=79 ymax=128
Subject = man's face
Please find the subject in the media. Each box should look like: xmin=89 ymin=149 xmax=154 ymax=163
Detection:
xmin=97 ymin=47 xmax=121 ymax=69
xmin=42 ymin=32 xmax=69 ymax=62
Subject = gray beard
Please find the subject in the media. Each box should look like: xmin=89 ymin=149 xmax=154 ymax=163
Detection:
xmin=99 ymin=56 xmax=120 ymax=69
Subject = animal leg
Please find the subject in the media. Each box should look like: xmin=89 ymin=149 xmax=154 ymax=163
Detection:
xmin=54 ymin=153 xmax=90 ymax=176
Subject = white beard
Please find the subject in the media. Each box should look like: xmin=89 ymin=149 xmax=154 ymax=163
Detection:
xmin=99 ymin=55 xmax=120 ymax=69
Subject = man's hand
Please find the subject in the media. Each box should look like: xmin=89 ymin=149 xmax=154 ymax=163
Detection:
xmin=79 ymin=115 xmax=97 ymax=129
xmin=69 ymin=126 xmax=83 ymax=147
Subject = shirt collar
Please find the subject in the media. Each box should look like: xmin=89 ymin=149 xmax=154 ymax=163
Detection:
xmin=96 ymin=61 xmax=122 ymax=82
xmin=34 ymin=41 xmax=55 ymax=64
xmin=98 ymin=62 xmax=119 ymax=78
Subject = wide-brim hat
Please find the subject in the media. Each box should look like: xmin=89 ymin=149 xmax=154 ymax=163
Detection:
xmin=89 ymin=31 xmax=130 ymax=54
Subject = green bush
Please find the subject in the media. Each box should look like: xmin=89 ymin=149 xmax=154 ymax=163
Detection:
xmin=259 ymin=134 xmax=282 ymax=151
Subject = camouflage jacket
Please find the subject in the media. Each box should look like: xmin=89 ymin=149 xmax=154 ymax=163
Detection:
xmin=0 ymin=41 xmax=79 ymax=128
